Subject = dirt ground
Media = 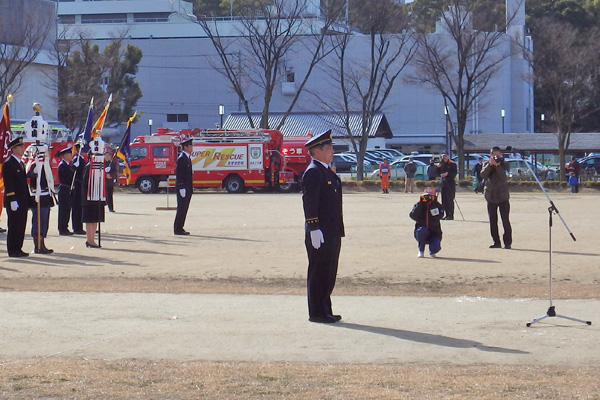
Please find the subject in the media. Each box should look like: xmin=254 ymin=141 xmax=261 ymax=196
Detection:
xmin=1 ymin=187 xmax=600 ymax=399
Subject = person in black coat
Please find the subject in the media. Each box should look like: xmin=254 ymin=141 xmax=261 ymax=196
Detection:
xmin=71 ymin=143 xmax=86 ymax=235
xmin=2 ymin=137 xmax=31 ymax=257
xmin=409 ymin=187 xmax=445 ymax=258
xmin=437 ymin=153 xmax=457 ymax=220
xmin=104 ymin=150 xmax=118 ymax=212
xmin=174 ymin=138 xmax=193 ymax=235
xmin=57 ymin=147 xmax=74 ymax=235
xmin=302 ymin=130 xmax=345 ymax=324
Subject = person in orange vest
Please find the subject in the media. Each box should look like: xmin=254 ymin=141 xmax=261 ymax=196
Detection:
xmin=379 ymin=159 xmax=391 ymax=194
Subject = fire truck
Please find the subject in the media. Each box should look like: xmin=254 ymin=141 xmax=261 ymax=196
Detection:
xmin=123 ymin=128 xmax=293 ymax=193
xmin=11 ymin=124 xmax=74 ymax=183
xmin=280 ymin=136 xmax=312 ymax=192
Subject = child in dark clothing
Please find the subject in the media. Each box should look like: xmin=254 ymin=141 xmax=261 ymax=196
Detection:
xmin=409 ymin=187 xmax=445 ymax=258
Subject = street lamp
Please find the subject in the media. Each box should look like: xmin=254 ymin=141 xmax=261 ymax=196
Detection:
xmin=148 ymin=118 xmax=153 ymax=134
xmin=540 ymin=113 xmax=545 ymax=133
xmin=501 ymin=109 xmax=505 ymax=133
xmin=218 ymin=104 xmax=225 ymax=129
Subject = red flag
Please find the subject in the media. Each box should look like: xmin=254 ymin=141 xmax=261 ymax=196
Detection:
xmin=0 ymin=103 xmax=11 ymax=164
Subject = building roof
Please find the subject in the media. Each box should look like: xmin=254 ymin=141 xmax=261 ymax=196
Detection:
xmin=458 ymin=133 xmax=600 ymax=153
xmin=223 ymin=112 xmax=393 ymax=138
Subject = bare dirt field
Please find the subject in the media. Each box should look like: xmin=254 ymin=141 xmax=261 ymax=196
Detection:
xmin=1 ymin=187 xmax=599 ymax=399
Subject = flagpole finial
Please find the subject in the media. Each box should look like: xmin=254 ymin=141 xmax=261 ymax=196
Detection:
xmin=33 ymin=103 xmax=42 ymax=113
xmin=6 ymin=94 xmax=13 ymax=104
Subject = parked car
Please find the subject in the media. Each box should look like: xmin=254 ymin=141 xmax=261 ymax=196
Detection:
xmin=332 ymin=153 xmax=371 ymax=173
xmin=505 ymin=159 xmax=550 ymax=180
xmin=399 ymin=153 xmax=441 ymax=165
xmin=452 ymin=154 xmax=489 ymax=171
xmin=368 ymin=148 xmax=405 ymax=161
xmin=576 ymin=155 xmax=600 ymax=174
xmin=370 ymin=159 xmax=428 ymax=180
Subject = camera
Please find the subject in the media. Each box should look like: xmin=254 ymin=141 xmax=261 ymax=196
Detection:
xmin=493 ymin=155 xmax=504 ymax=163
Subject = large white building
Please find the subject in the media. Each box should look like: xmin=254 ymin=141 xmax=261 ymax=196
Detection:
xmin=0 ymin=0 xmax=58 ymax=124
xmin=55 ymin=0 xmax=533 ymax=152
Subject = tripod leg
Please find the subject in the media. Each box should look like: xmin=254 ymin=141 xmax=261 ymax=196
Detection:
xmin=555 ymin=314 xmax=592 ymax=325
xmin=526 ymin=313 xmax=550 ymax=327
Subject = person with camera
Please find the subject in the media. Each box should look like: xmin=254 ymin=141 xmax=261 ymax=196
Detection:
xmin=481 ymin=146 xmax=512 ymax=249
xmin=409 ymin=187 xmax=445 ymax=258
xmin=437 ymin=153 xmax=457 ymax=220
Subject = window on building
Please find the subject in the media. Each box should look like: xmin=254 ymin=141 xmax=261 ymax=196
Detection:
xmin=286 ymin=72 xmax=295 ymax=82
xmin=166 ymin=114 xmax=189 ymax=122
xmin=134 ymin=12 xmax=171 ymax=23
xmin=81 ymin=13 xmax=127 ymax=24
xmin=58 ymin=15 xmax=76 ymax=24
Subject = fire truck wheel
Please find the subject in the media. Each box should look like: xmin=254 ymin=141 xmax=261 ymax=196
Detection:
xmin=278 ymin=182 xmax=296 ymax=193
xmin=138 ymin=177 xmax=157 ymax=194
xmin=224 ymin=175 xmax=244 ymax=193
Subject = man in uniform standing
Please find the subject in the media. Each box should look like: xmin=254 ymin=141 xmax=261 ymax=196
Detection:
xmin=302 ymin=130 xmax=344 ymax=324
xmin=174 ymin=138 xmax=193 ymax=235
xmin=437 ymin=153 xmax=457 ymax=220
xmin=2 ymin=137 xmax=31 ymax=257
xmin=57 ymin=146 xmax=74 ymax=235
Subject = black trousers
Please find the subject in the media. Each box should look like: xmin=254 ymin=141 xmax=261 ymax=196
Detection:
xmin=305 ymin=233 xmax=341 ymax=318
xmin=6 ymin=206 xmax=28 ymax=255
xmin=441 ymin=183 xmax=455 ymax=218
xmin=106 ymin=184 xmax=114 ymax=211
xmin=71 ymin=183 xmax=83 ymax=232
xmin=487 ymin=200 xmax=512 ymax=246
xmin=57 ymin=186 xmax=72 ymax=232
xmin=174 ymin=192 xmax=192 ymax=232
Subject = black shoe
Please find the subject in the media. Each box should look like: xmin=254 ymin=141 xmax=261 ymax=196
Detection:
xmin=10 ymin=250 xmax=29 ymax=257
xmin=73 ymin=230 xmax=86 ymax=235
xmin=0 ymin=227 xmax=6 ymax=233
xmin=331 ymin=314 xmax=342 ymax=321
xmin=489 ymin=243 xmax=502 ymax=248
xmin=174 ymin=230 xmax=190 ymax=235
xmin=309 ymin=316 xmax=338 ymax=324
xmin=109 ymin=209 xmax=115 ymax=213
xmin=59 ymin=230 xmax=74 ymax=236
xmin=443 ymin=216 xmax=454 ymax=220
xmin=85 ymin=241 xmax=101 ymax=248
xmin=504 ymin=244 xmax=512 ymax=249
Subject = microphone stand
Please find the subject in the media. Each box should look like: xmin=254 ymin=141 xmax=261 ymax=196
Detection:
xmin=518 ymin=153 xmax=591 ymax=327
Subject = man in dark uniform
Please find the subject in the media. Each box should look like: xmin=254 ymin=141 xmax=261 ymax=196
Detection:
xmin=104 ymin=149 xmax=119 ymax=212
xmin=302 ymin=130 xmax=345 ymax=324
xmin=437 ymin=152 xmax=457 ymax=220
xmin=71 ymin=142 xmax=86 ymax=235
xmin=57 ymin=146 xmax=74 ymax=235
xmin=2 ymin=137 xmax=31 ymax=257
xmin=174 ymin=138 xmax=193 ymax=235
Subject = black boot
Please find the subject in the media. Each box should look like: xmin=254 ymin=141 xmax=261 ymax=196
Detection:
xmin=34 ymin=236 xmax=52 ymax=254
xmin=41 ymin=238 xmax=54 ymax=254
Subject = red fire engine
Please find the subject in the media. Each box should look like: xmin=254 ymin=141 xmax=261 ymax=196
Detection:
xmin=122 ymin=128 xmax=293 ymax=193
xmin=280 ymin=136 xmax=312 ymax=192
xmin=11 ymin=124 xmax=74 ymax=183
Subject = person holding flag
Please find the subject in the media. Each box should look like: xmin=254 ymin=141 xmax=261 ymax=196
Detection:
xmin=116 ymin=113 xmax=135 ymax=187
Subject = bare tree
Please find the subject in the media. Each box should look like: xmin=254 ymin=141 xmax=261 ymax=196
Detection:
xmin=194 ymin=0 xmax=346 ymax=129
xmin=525 ymin=18 xmax=600 ymax=181
xmin=407 ymin=0 xmax=522 ymax=178
xmin=0 ymin=1 xmax=54 ymax=103
xmin=319 ymin=0 xmax=416 ymax=181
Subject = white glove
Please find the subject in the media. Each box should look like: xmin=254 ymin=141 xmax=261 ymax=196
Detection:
xmin=179 ymin=188 xmax=186 ymax=198
xmin=10 ymin=201 xmax=18 ymax=211
xmin=34 ymin=161 xmax=42 ymax=175
xmin=310 ymin=229 xmax=324 ymax=249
